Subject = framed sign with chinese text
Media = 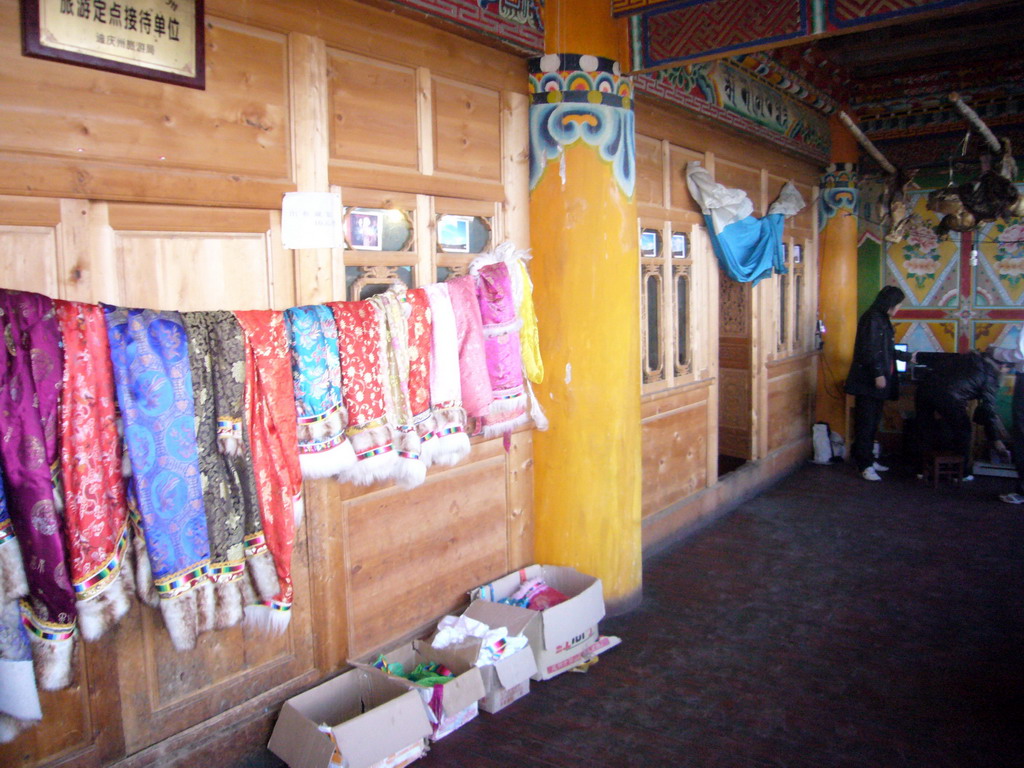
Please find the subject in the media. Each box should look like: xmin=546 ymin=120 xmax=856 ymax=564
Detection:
xmin=21 ymin=0 xmax=205 ymax=89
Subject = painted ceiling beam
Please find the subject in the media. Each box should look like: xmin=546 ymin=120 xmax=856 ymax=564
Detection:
xmin=628 ymin=0 xmax=1000 ymax=72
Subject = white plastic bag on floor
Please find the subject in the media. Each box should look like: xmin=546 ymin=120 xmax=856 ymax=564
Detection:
xmin=812 ymin=422 xmax=841 ymax=464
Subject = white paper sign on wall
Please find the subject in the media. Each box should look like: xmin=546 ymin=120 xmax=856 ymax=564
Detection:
xmin=281 ymin=191 xmax=344 ymax=249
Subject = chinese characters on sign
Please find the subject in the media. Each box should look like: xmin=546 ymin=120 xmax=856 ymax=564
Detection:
xmin=22 ymin=0 xmax=204 ymax=89
xmin=281 ymin=192 xmax=345 ymax=250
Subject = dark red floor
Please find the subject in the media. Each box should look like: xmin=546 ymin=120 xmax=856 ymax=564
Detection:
xmin=263 ymin=460 xmax=1024 ymax=767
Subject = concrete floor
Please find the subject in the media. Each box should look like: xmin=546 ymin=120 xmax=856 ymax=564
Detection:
xmin=411 ymin=460 xmax=1024 ymax=767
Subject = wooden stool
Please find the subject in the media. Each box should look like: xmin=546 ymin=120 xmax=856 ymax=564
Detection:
xmin=923 ymin=451 xmax=963 ymax=488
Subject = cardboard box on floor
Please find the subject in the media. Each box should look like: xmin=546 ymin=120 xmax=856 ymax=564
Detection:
xmin=426 ymin=599 xmax=538 ymax=714
xmin=469 ymin=564 xmax=621 ymax=681
xmin=352 ymin=640 xmax=486 ymax=741
xmin=268 ymin=667 xmax=432 ymax=768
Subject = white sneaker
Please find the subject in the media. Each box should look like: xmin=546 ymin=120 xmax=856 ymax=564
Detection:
xmin=872 ymin=461 xmax=889 ymax=472
xmin=862 ymin=467 xmax=882 ymax=481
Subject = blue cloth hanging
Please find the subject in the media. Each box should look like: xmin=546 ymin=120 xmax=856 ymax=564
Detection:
xmin=687 ymin=161 xmax=805 ymax=285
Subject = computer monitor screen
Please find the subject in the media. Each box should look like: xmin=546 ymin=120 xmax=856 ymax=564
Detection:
xmin=894 ymin=343 xmax=908 ymax=373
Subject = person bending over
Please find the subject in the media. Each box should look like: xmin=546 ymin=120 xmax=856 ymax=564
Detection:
xmin=912 ymin=350 xmax=1008 ymax=481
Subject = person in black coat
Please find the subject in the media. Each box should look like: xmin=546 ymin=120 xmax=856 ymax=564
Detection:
xmin=911 ymin=351 xmax=1009 ymax=480
xmin=844 ymin=286 xmax=914 ymax=480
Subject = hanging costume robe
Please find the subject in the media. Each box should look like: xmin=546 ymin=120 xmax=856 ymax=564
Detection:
xmin=0 ymin=289 xmax=76 ymax=690
xmin=403 ymin=287 xmax=440 ymax=466
xmin=371 ymin=289 xmax=426 ymax=489
xmin=55 ymin=300 xmax=133 ymax=642
xmin=284 ymin=305 xmax=356 ymax=479
xmin=469 ymin=242 xmax=547 ymax=432
xmin=234 ymin=311 xmax=303 ymax=634
xmin=445 ymin=275 xmax=492 ymax=428
xmin=184 ymin=311 xmax=271 ymax=630
xmin=685 ymin=161 xmax=805 ymax=285
xmin=104 ymin=306 xmax=214 ymax=651
xmin=473 ymin=261 xmax=530 ymax=438
xmin=422 ymin=283 xmax=471 ymax=466
xmin=0 ymin=477 xmax=42 ymax=743
xmin=329 ymin=300 xmax=397 ymax=486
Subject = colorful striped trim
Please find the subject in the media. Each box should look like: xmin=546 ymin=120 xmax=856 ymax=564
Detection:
xmin=296 ymin=401 xmax=343 ymax=426
xmin=244 ymin=531 xmax=268 ymax=558
xmin=435 ymin=425 xmax=465 ymax=437
xmin=397 ymin=450 xmax=421 ymax=460
xmin=260 ymin=599 xmax=292 ymax=613
xmin=216 ymin=417 xmax=243 ymax=440
xmin=297 ymin=432 xmax=349 ymax=454
xmin=0 ymin=517 xmax=14 ymax=545
xmin=355 ymin=444 xmax=393 ymax=461
xmin=208 ymin=560 xmax=246 ymax=581
xmin=74 ymin=525 xmax=129 ymax=599
xmin=20 ymin=600 xmax=76 ymax=642
xmin=154 ymin=562 xmax=210 ymax=599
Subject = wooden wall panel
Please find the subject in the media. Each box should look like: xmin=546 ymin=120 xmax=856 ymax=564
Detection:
xmin=641 ymin=393 xmax=709 ymax=518
xmin=767 ymin=357 xmax=815 ymax=453
xmin=0 ymin=7 xmax=292 ymax=206
xmin=116 ymin=532 xmax=315 ymax=753
xmin=344 ymin=440 xmax=512 ymax=657
xmin=635 ymin=135 xmax=665 ymax=209
xmin=669 ymin=146 xmax=703 ymax=213
xmin=0 ymin=1 xmax=536 ymax=765
xmin=719 ymin=368 xmax=753 ymax=459
xmin=116 ymin=232 xmax=276 ymax=311
xmin=433 ymin=78 xmax=502 ymax=182
xmin=328 ymin=52 xmax=420 ymax=170
xmin=0 ymin=225 xmax=60 ymax=297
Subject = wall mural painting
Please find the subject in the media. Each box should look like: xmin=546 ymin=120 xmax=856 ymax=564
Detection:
xmin=886 ymin=184 xmax=1024 ymax=354
xmin=636 ymin=61 xmax=829 ymax=162
xmin=528 ymin=53 xmax=636 ymax=198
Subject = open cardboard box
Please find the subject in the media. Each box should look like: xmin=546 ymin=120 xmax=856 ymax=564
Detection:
xmin=352 ymin=640 xmax=486 ymax=741
xmin=268 ymin=667 xmax=432 ymax=768
xmin=470 ymin=564 xmax=621 ymax=681
xmin=426 ymin=599 xmax=538 ymax=713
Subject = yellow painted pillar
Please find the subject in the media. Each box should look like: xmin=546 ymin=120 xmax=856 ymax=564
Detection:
xmin=530 ymin=0 xmax=641 ymax=613
xmin=815 ymin=116 xmax=860 ymax=437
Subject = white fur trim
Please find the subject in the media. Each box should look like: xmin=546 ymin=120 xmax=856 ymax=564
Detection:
xmin=246 ymin=550 xmax=280 ymax=604
xmin=292 ymin=492 xmax=305 ymax=531
xmin=29 ymin=631 xmax=75 ymax=691
xmin=481 ymin=411 xmax=530 ymax=439
xmin=337 ymin=451 xmax=398 ymax=487
xmin=131 ymin=532 xmax=159 ymax=608
xmin=0 ymin=712 xmax=39 ymax=744
xmin=0 ymin=658 xmax=42 ymax=722
xmin=298 ymin=439 xmax=357 ymax=479
xmin=159 ymin=580 xmax=214 ymax=651
xmin=393 ymin=457 xmax=427 ymax=490
xmin=0 ymin=540 xmax=28 ymax=605
xmin=76 ymin=564 xmax=133 ymax=642
xmin=488 ymin=393 xmax=528 ymax=419
xmin=243 ymin=603 xmax=291 ymax=636
xmin=525 ymin=378 xmax=548 ymax=431
xmin=211 ymin=579 xmax=245 ymax=631
xmin=430 ymin=432 xmax=471 ymax=467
